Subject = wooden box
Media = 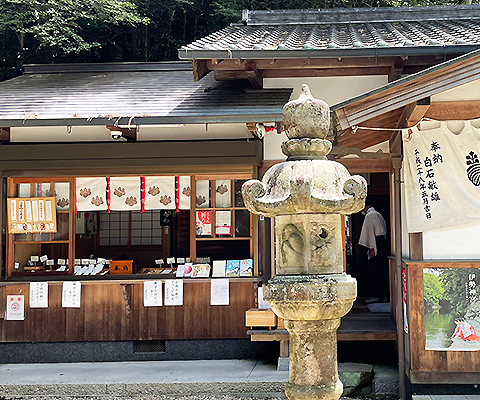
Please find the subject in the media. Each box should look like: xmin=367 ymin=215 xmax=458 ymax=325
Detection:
xmin=110 ymin=260 xmax=133 ymax=274
xmin=245 ymin=308 xmax=277 ymax=329
xmin=277 ymin=317 xmax=285 ymax=330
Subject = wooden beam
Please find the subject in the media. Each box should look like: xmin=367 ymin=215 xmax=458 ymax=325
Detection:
xmin=0 ymin=128 xmax=10 ymax=143
xmin=425 ymin=100 xmax=480 ymax=121
xmin=262 ymin=67 xmax=390 ymax=78
xmin=0 ymin=140 xmax=263 ymax=173
xmin=336 ymin=158 xmax=391 ymax=173
xmin=245 ymin=61 xmax=263 ymax=89
xmin=192 ymin=60 xmax=210 ymax=81
xmin=390 ymin=97 xmax=431 ymax=153
xmin=206 ymin=55 xmax=448 ymax=71
xmin=388 ymin=58 xmax=404 ymax=83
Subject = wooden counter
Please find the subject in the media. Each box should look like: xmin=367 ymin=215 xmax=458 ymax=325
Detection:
xmin=0 ymin=278 xmax=258 ymax=342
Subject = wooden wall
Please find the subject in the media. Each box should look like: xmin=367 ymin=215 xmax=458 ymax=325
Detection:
xmin=406 ymin=261 xmax=480 ymax=384
xmin=0 ymin=280 xmax=255 ymax=342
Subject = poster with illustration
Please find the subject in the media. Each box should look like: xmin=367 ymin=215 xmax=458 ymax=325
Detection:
xmin=424 ymin=267 xmax=480 ymax=351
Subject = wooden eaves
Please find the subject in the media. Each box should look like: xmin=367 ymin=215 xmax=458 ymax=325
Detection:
xmin=193 ymin=55 xmax=455 ymax=83
xmin=332 ymin=48 xmax=480 ymax=150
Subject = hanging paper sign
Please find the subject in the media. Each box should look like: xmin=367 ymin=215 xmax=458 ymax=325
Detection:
xmin=76 ymin=177 xmax=107 ymax=211
xmin=211 ymin=279 xmax=230 ymax=306
xmin=18 ymin=201 xmax=24 ymax=221
xmin=6 ymin=295 xmax=25 ymax=320
xmin=179 ymin=176 xmax=191 ymax=210
xmin=32 ymin=200 xmax=39 ymax=221
xmin=144 ymin=176 xmax=175 ymax=210
xmin=25 ymin=201 xmax=32 ymax=221
xmin=164 ymin=280 xmax=183 ymax=306
xmin=7 ymin=197 xmax=57 ymax=234
xmin=215 ymin=210 xmax=231 ymax=235
xmin=196 ymin=210 xmax=211 ymax=236
xmin=30 ymin=282 xmax=48 ymax=308
xmin=144 ymin=280 xmax=163 ymax=306
xmin=423 ymin=267 xmax=480 ymax=351
xmin=62 ymin=282 xmax=81 ymax=308
xmin=38 ymin=200 xmax=45 ymax=221
xmin=403 ymin=121 xmax=480 ymax=232
xmin=109 ymin=177 xmax=141 ymax=211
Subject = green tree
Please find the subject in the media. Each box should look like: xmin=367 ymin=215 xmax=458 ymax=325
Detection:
xmin=0 ymin=0 xmax=148 ymax=80
xmin=440 ymin=268 xmax=480 ymax=315
xmin=423 ymin=271 xmax=445 ymax=311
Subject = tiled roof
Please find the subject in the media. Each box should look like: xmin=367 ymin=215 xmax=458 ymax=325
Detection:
xmin=0 ymin=62 xmax=291 ymax=127
xmin=179 ymin=5 xmax=480 ymax=59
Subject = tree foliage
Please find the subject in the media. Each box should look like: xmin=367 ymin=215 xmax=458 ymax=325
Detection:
xmin=0 ymin=0 xmax=478 ymax=82
xmin=440 ymin=268 xmax=480 ymax=315
xmin=0 ymin=0 xmax=148 ymax=80
xmin=423 ymin=271 xmax=446 ymax=311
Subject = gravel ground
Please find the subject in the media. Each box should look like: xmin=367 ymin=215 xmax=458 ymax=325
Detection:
xmin=0 ymin=395 xmax=399 ymax=400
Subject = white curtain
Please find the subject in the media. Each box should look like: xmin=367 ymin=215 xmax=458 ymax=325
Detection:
xmin=145 ymin=176 xmax=175 ymax=210
xmin=179 ymin=176 xmax=191 ymax=210
xmin=76 ymin=178 xmax=107 ymax=211
xmin=403 ymin=121 xmax=480 ymax=232
xmin=110 ymin=177 xmax=141 ymax=211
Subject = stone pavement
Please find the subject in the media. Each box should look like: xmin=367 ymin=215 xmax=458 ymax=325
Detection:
xmin=0 ymin=360 xmax=396 ymax=398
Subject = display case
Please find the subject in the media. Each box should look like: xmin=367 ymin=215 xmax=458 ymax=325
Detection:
xmin=191 ymin=174 xmax=255 ymax=274
xmin=7 ymin=178 xmax=75 ymax=276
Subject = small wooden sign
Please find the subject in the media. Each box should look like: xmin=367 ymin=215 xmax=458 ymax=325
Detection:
xmin=7 ymin=197 xmax=57 ymax=234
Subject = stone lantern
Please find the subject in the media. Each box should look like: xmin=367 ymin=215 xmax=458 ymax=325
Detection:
xmin=242 ymin=84 xmax=367 ymax=400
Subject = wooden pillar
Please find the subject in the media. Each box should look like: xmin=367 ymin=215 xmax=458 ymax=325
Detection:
xmin=0 ymin=171 xmax=3 ymax=280
xmin=409 ymin=232 xmax=423 ymax=260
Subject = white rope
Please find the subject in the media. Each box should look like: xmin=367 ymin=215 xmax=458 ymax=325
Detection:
xmin=349 ymin=117 xmax=436 ymax=135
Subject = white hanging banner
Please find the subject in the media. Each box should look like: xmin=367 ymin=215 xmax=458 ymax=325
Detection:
xmin=110 ymin=177 xmax=141 ymax=211
xmin=179 ymin=176 xmax=191 ymax=210
xmin=30 ymin=282 xmax=49 ymax=308
xmin=403 ymin=121 xmax=480 ymax=232
xmin=76 ymin=178 xmax=107 ymax=211
xmin=145 ymin=176 xmax=175 ymax=210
